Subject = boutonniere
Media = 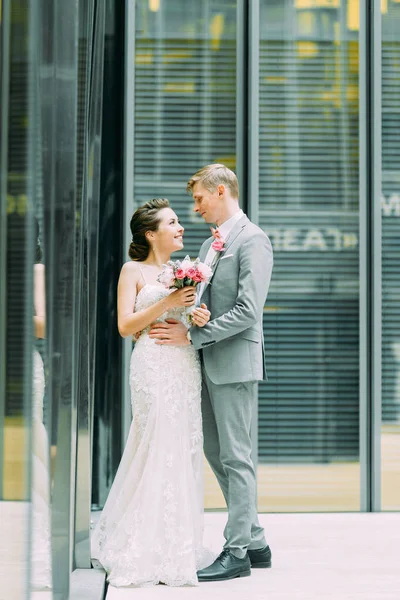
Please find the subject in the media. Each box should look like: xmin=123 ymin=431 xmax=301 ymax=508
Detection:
xmin=210 ymin=227 xmax=226 ymax=253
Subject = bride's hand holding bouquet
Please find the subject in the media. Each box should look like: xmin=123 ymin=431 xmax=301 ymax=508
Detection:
xmin=158 ymin=256 xmax=212 ymax=327
xmin=164 ymin=285 xmax=197 ymax=309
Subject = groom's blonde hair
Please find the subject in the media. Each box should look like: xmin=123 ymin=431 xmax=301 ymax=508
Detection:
xmin=186 ymin=163 xmax=239 ymax=199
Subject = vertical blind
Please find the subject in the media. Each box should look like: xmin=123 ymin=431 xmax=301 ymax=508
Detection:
xmin=132 ymin=0 xmax=399 ymax=511
xmin=134 ymin=0 xmax=238 ymax=513
xmin=258 ymin=1 xmax=359 ymax=462
xmin=257 ymin=1 xmax=360 ymax=510
xmin=381 ymin=4 xmax=400 ymax=510
xmin=134 ymin=0 xmax=237 ymax=255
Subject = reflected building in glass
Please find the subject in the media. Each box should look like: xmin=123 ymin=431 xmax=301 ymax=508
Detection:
xmin=0 ymin=0 xmax=399 ymax=596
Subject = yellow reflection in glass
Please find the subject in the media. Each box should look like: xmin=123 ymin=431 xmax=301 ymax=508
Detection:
xmin=297 ymin=41 xmax=319 ymax=58
xmin=347 ymin=0 xmax=359 ymax=31
xmin=297 ymin=11 xmax=316 ymax=36
xmin=136 ymin=53 xmax=153 ymax=65
xmin=3 ymin=416 xmax=29 ymax=499
xmin=295 ymin=0 xmax=340 ymax=8
xmin=210 ymin=14 xmax=224 ymax=51
xmin=164 ymin=82 xmax=194 ymax=93
xmin=149 ymin=0 xmax=160 ymax=13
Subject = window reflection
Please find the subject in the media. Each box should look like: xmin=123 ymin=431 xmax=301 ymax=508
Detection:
xmin=258 ymin=0 xmax=360 ymax=511
xmin=31 ymin=222 xmax=52 ymax=590
xmin=381 ymin=0 xmax=400 ymax=511
xmin=134 ymin=0 xmax=238 ymax=510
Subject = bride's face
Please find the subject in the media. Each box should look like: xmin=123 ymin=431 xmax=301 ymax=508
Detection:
xmin=151 ymin=207 xmax=184 ymax=253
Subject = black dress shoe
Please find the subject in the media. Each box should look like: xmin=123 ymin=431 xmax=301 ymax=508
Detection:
xmin=247 ymin=545 xmax=272 ymax=568
xmin=197 ymin=549 xmax=251 ymax=582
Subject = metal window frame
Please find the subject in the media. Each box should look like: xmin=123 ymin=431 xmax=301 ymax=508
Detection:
xmin=247 ymin=0 xmax=259 ymax=225
xmin=371 ymin=0 xmax=382 ymax=514
xmin=74 ymin=2 xmax=95 ymax=571
xmin=359 ymin=0 xmax=382 ymax=512
xmin=245 ymin=0 xmax=260 ymax=472
xmin=49 ymin=1 xmax=80 ymax=593
xmin=122 ymin=0 xmax=136 ymax=445
xmin=236 ymin=0 xmax=247 ymax=202
xmin=74 ymin=0 xmax=107 ymax=569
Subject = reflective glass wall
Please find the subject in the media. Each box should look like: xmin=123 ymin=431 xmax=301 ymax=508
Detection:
xmin=129 ymin=0 xmax=400 ymax=513
xmin=1 ymin=0 xmax=117 ymax=596
xmin=132 ymin=0 xmax=238 ymax=509
xmin=1 ymin=1 xmax=36 ymax=595
xmin=1 ymin=3 xmax=399 ymax=597
xmin=133 ymin=0 xmax=237 ymax=250
xmin=258 ymin=0 xmax=360 ymax=511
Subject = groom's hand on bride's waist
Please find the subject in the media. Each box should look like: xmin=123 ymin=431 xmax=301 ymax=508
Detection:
xmin=149 ymin=319 xmax=189 ymax=346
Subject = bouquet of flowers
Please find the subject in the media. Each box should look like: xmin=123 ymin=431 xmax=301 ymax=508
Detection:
xmin=157 ymin=255 xmax=213 ymax=323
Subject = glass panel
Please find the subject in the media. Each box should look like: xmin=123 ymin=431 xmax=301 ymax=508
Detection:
xmin=134 ymin=0 xmax=237 ymax=255
xmin=74 ymin=0 xmax=106 ymax=568
xmin=258 ymin=0 xmax=360 ymax=511
xmin=0 ymin=1 xmax=39 ymax=595
xmin=31 ymin=15 xmax=53 ymax=594
xmin=40 ymin=0 xmax=80 ymax=594
xmin=39 ymin=0 xmax=109 ymax=587
xmin=37 ymin=0 xmax=108 ymax=588
xmin=381 ymin=0 xmax=400 ymax=511
xmin=92 ymin=0 xmax=125 ymax=511
xmin=134 ymin=0 xmax=237 ymax=509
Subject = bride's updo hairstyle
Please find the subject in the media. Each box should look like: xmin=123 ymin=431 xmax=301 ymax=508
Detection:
xmin=129 ymin=198 xmax=170 ymax=261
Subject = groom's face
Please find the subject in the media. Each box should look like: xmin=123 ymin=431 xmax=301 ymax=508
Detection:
xmin=192 ymin=182 xmax=223 ymax=224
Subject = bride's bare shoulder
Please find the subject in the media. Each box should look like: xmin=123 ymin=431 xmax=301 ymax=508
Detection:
xmin=121 ymin=260 xmax=141 ymax=271
xmin=120 ymin=260 xmax=142 ymax=280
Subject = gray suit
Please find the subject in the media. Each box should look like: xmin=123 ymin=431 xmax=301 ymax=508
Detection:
xmin=190 ymin=214 xmax=273 ymax=558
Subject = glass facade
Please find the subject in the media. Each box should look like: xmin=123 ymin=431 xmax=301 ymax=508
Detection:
xmin=129 ymin=0 xmax=400 ymax=513
xmin=133 ymin=0 xmax=239 ymax=509
xmin=1 ymin=2 xmax=36 ymax=596
xmin=1 ymin=0 xmax=123 ymax=596
xmin=134 ymin=0 xmax=238 ymax=255
xmin=257 ymin=0 xmax=360 ymax=511
xmin=0 ymin=0 xmax=399 ymax=596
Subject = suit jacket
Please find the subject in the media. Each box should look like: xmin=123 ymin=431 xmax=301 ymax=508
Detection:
xmin=190 ymin=214 xmax=273 ymax=385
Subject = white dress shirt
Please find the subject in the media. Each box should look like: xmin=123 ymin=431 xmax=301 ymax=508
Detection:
xmin=198 ymin=209 xmax=244 ymax=300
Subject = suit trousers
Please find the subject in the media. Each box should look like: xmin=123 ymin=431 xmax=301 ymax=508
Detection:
xmin=201 ymin=370 xmax=267 ymax=558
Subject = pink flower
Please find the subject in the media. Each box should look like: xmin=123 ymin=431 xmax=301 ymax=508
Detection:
xmin=194 ymin=272 xmax=205 ymax=283
xmin=175 ymin=268 xmax=186 ymax=279
xmin=212 ymin=239 xmax=225 ymax=252
xmin=186 ymin=267 xmax=198 ymax=280
xmin=180 ymin=258 xmax=192 ymax=273
xmin=189 ymin=269 xmax=203 ymax=283
xmin=196 ymin=262 xmax=213 ymax=280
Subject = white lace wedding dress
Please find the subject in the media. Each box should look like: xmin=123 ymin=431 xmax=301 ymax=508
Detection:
xmin=91 ymin=284 xmax=213 ymax=587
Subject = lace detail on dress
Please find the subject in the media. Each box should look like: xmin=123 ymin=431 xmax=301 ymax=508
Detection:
xmin=134 ymin=284 xmax=190 ymax=338
xmin=91 ymin=285 xmax=213 ymax=587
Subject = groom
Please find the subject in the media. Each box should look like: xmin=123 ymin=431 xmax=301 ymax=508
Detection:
xmin=149 ymin=164 xmax=273 ymax=582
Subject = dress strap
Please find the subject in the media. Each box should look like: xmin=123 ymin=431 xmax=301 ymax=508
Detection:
xmin=137 ymin=263 xmax=147 ymax=285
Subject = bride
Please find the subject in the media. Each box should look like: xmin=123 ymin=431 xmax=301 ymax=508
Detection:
xmin=91 ymin=198 xmax=213 ymax=587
